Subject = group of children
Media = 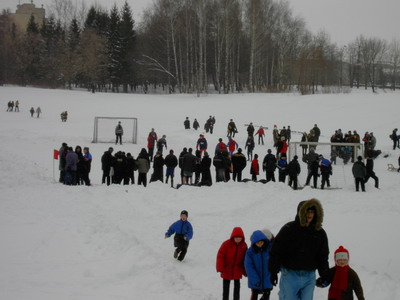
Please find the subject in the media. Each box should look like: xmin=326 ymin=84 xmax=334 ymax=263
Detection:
xmin=165 ymin=209 xmax=364 ymax=300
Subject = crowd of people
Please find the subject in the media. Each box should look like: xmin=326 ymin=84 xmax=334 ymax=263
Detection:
xmin=58 ymin=142 xmax=92 ymax=186
xmin=164 ymin=199 xmax=365 ymax=300
xmin=55 ymin=118 xmax=400 ymax=191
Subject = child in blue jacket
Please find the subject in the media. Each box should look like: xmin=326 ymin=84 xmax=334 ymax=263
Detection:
xmin=245 ymin=230 xmax=273 ymax=300
xmin=165 ymin=210 xmax=193 ymax=261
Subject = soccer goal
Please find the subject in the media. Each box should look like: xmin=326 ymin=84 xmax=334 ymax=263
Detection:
xmin=288 ymin=141 xmax=364 ymax=188
xmin=92 ymin=117 xmax=138 ymax=144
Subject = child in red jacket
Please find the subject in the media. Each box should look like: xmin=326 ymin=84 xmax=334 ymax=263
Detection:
xmin=251 ymin=154 xmax=259 ymax=181
xmin=216 ymin=227 xmax=248 ymax=300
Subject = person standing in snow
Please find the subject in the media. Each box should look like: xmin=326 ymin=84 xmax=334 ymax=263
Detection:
xmin=255 ymin=126 xmax=265 ymax=145
xmin=29 ymin=107 xmax=35 ymax=117
xmin=287 ymin=155 xmax=301 ymax=190
xmin=137 ymin=148 xmax=150 ymax=187
xmin=352 ymin=156 xmax=367 ymax=192
xmin=262 ymin=149 xmax=277 ymax=182
xmin=216 ymin=227 xmax=248 ymax=300
xmin=164 ymin=149 xmax=178 ymax=187
xmin=250 ymin=154 xmax=259 ymax=182
xmin=36 ymin=106 xmax=41 ymax=118
xmin=184 ymin=117 xmax=190 ymax=129
xmin=165 ymin=210 xmax=193 ymax=262
xmin=115 ymin=121 xmax=123 ymax=145
xmin=269 ymin=199 xmax=330 ymax=300
xmin=245 ymin=230 xmax=274 ymax=300
xmin=193 ymin=118 xmax=200 ymax=130
xmin=316 ymin=245 xmax=365 ymax=300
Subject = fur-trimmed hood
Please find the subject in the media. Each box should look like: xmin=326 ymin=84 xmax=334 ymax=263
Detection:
xmin=295 ymin=198 xmax=324 ymax=230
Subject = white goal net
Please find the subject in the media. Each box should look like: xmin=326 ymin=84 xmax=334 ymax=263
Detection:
xmin=288 ymin=141 xmax=364 ymax=188
xmin=92 ymin=117 xmax=138 ymax=144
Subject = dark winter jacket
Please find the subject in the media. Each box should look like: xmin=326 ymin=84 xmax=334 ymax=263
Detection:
xmin=287 ymin=159 xmax=301 ymax=177
xmin=269 ymin=199 xmax=329 ymax=278
xmin=326 ymin=266 xmax=365 ymax=300
xmin=184 ymin=119 xmax=190 ymax=129
xmin=247 ymin=125 xmax=255 ymax=136
xmin=182 ymin=152 xmax=196 ymax=172
xmin=352 ymin=161 xmax=366 ymax=178
xmin=101 ymin=151 xmax=114 ymax=172
xmin=164 ymin=154 xmax=178 ymax=168
xmin=200 ymin=155 xmax=212 ymax=186
xmin=303 ymin=149 xmax=319 ymax=169
xmin=165 ymin=219 xmax=193 ymax=241
xmin=65 ymin=151 xmax=79 ymax=171
xmin=245 ymin=138 xmax=255 ymax=151
xmin=197 ymin=138 xmax=208 ymax=150
xmin=216 ymin=227 xmax=248 ymax=280
xmin=245 ymin=230 xmax=272 ymax=290
xmin=263 ymin=153 xmax=277 ymax=172
xmin=231 ymin=152 xmax=247 ymax=172
xmin=179 ymin=150 xmax=188 ymax=169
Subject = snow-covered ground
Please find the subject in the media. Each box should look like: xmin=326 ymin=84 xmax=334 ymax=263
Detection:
xmin=0 ymin=86 xmax=399 ymax=300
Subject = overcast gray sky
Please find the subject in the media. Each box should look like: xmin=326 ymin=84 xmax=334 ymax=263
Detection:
xmin=2 ymin=0 xmax=399 ymax=46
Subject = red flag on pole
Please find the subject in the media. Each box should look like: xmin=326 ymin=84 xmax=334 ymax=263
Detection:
xmin=53 ymin=149 xmax=59 ymax=160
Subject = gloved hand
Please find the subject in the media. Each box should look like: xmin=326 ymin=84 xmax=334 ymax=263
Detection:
xmin=316 ymin=277 xmax=329 ymax=288
xmin=165 ymin=234 xmax=170 ymax=239
xmin=270 ymin=273 xmax=278 ymax=286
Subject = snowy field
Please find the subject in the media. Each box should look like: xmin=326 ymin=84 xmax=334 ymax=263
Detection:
xmin=0 ymin=86 xmax=399 ymax=300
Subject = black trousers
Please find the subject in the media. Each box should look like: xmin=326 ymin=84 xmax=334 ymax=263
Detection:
xmin=138 ymin=173 xmax=147 ymax=187
xmin=223 ymin=279 xmax=240 ymax=300
xmin=148 ymin=147 xmax=154 ymax=162
xmin=115 ymin=134 xmax=122 ymax=144
xmin=258 ymin=135 xmax=264 ymax=145
xmin=278 ymin=173 xmax=286 ymax=183
xmin=321 ymin=174 xmax=330 ymax=189
xmin=305 ymin=171 xmax=318 ymax=188
xmin=250 ymin=289 xmax=271 ymax=300
xmin=365 ymin=172 xmax=379 ymax=188
xmin=232 ymin=170 xmax=242 ymax=182
xmin=355 ymin=178 xmax=365 ymax=191
xmin=174 ymin=234 xmax=189 ymax=261
xmin=266 ymin=171 xmax=275 ymax=182
xmin=288 ymin=175 xmax=298 ymax=189
xmin=102 ymin=171 xmax=111 ymax=185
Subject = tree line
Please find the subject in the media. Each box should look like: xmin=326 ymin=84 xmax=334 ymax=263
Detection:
xmin=0 ymin=0 xmax=399 ymax=94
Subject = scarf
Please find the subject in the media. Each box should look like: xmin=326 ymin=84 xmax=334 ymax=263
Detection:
xmin=328 ymin=265 xmax=349 ymax=299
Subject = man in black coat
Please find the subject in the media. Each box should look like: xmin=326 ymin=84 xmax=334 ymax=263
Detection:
xmin=182 ymin=148 xmax=196 ymax=184
xmin=269 ymin=199 xmax=329 ymax=300
xmin=231 ymin=148 xmax=247 ymax=182
xmin=262 ymin=149 xmax=277 ymax=182
xmin=352 ymin=156 xmax=367 ymax=192
xmin=101 ymin=147 xmax=114 ymax=185
xmin=150 ymin=152 xmax=165 ymax=183
xmin=287 ymin=155 xmax=301 ymax=190
xmin=200 ymin=152 xmax=212 ymax=186
xmin=165 ymin=149 xmax=178 ymax=187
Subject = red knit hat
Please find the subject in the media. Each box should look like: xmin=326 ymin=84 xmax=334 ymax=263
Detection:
xmin=335 ymin=245 xmax=349 ymax=262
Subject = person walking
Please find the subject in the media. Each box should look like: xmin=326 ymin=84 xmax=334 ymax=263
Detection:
xmin=216 ymin=227 xmax=248 ymax=300
xmin=255 ymin=126 xmax=265 ymax=145
xmin=165 ymin=210 xmax=193 ymax=262
xmin=269 ymin=198 xmax=330 ymax=300
xmin=36 ymin=107 xmax=41 ymax=118
xmin=287 ymin=155 xmax=301 ymax=190
xmin=316 ymin=245 xmax=365 ymax=300
xmin=245 ymin=230 xmax=273 ymax=300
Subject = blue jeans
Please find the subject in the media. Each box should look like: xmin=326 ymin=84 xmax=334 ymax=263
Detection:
xmin=278 ymin=268 xmax=316 ymax=300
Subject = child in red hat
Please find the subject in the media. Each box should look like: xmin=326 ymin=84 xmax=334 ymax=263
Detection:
xmin=316 ymin=245 xmax=365 ymax=300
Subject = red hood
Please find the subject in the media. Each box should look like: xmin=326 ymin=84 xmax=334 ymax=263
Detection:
xmin=230 ymin=227 xmax=245 ymax=241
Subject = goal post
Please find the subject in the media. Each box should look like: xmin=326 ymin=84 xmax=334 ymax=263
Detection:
xmin=288 ymin=141 xmax=364 ymax=162
xmin=92 ymin=117 xmax=138 ymax=144
xmin=288 ymin=141 xmax=364 ymax=188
